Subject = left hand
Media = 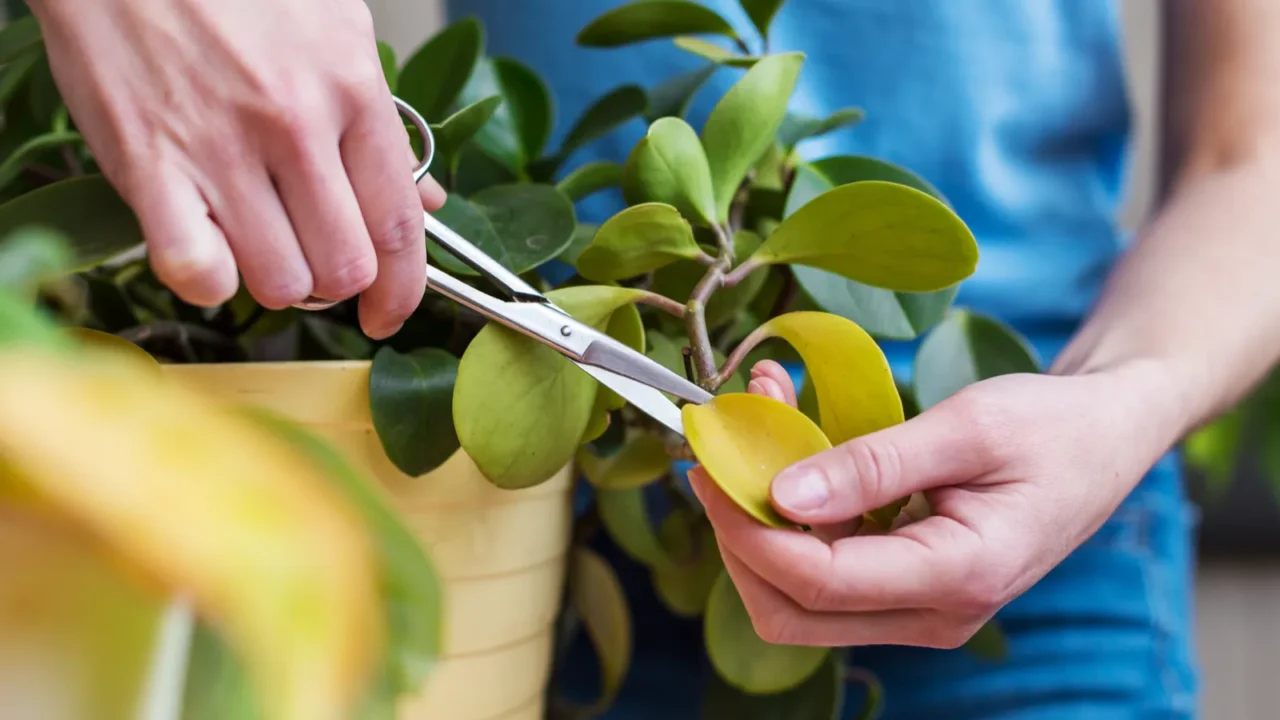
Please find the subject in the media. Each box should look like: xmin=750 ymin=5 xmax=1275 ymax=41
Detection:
xmin=687 ymin=359 xmax=1180 ymax=648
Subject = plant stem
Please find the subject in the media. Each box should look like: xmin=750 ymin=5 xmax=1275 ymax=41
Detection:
xmin=685 ymin=257 xmax=728 ymax=385
xmin=632 ymin=289 xmax=687 ymax=318
xmin=710 ymin=323 xmax=771 ymax=387
xmin=711 ymin=223 xmax=735 ymax=263
xmin=722 ymin=257 xmax=763 ymax=288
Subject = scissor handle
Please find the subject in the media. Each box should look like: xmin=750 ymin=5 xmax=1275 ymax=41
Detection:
xmin=293 ymin=95 xmax=436 ymax=311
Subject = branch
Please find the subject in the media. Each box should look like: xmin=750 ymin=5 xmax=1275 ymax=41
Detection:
xmin=722 ymin=257 xmax=764 ymax=288
xmin=710 ymin=323 xmax=772 ymax=387
xmin=685 ymin=257 xmax=729 ymax=385
xmin=632 ymin=289 xmax=687 ymax=318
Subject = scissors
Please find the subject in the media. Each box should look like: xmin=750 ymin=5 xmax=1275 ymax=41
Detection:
xmin=294 ymin=97 xmax=713 ymax=435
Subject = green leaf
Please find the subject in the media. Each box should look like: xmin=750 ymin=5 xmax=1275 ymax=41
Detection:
xmin=451 ymin=143 xmax=518 ymax=197
xmin=704 ymin=570 xmax=827 ymax=694
xmin=369 ymin=347 xmax=460 ymax=478
xmin=0 ymin=285 xmax=73 ymax=351
xmin=783 ymin=158 xmax=955 ymax=339
xmin=699 ymin=650 xmax=844 ymax=720
xmin=672 ymin=36 xmax=760 ymax=67
xmin=598 ymin=486 xmax=667 ymax=567
xmin=578 ymin=428 xmax=670 ymax=490
xmin=0 ymin=225 xmax=69 ymax=296
xmin=429 ymin=95 xmax=503 ymax=169
xmin=752 ymin=180 xmax=977 ymax=292
xmin=376 ymin=41 xmax=398 ymax=93
xmin=0 ymin=49 xmax=39 ymax=105
xmin=646 ymin=64 xmax=718 ymax=122
xmin=576 ymin=202 xmax=702 ymax=282
xmin=557 ymin=161 xmax=623 ymax=202
xmin=246 ymin=409 xmax=443 ymax=694
xmin=777 ymin=109 xmax=865 ymax=151
xmin=454 ymin=285 xmax=647 ymax=488
xmin=964 ymin=620 xmax=1009 ymax=662
xmin=456 ymin=56 xmax=553 ymax=173
xmin=623 ymin=117 xmax=718 ymax=225
xmin=576 ymin=1 xmax=739 ymax=48
xmin=26 ymin=52 xmax=62 ymax=129
xmin=738 ymin=0 xmax=786 ymax=42
xmin=568 ymin=547 xmax=632 ymax=713
xmin=912 ymin=309 xmax=1041 ymax=410
xmin=398 ymin=17 xmax=483 ymax=121
xmin=428 ymin=183 xmax=576 ymax=276
xmin=652 ymin=509 xmax=723 ymax=617
xmin=702 ymin=52 xmax=804 ymax=222
xmin=0 ymin=175 xmax=142 ymax=271
xmin=0 ymin=14 xmax=42 ymax=65
xmin=0 ymin=130 xmax=81 ymax=190
xmin=559 ymin=85 xmax=649 ymax=158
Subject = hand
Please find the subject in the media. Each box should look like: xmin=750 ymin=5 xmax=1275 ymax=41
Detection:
xmin=29 ymin=0 xmax=447 ymax=338
xmin=687 ymin=359 xmax=1180 ymax=647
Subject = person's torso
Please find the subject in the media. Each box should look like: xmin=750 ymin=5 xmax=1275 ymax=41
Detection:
xmin=445 ymin=0 xmax=1133 ymax=365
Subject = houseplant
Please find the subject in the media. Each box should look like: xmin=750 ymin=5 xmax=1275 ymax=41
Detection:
xmin=0 ymin=0 xmax=1045 ymax=717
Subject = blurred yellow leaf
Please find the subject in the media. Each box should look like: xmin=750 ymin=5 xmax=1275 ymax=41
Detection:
xmin=568 ymin=547 xmax=632 ymax=713
xmin=0 ymin=348 xmax=382 ymax=720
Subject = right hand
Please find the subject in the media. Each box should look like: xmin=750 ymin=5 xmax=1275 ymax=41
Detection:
xmin=29 ymin=0 xmax=447 ymax=338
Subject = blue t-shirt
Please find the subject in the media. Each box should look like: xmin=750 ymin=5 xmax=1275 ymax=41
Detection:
xmin=446 ymin=0 xmax=1132 ymax=373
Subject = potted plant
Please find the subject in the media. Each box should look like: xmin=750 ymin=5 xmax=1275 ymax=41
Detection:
xmin=0 ymin=0 xmax=1046 ymax=717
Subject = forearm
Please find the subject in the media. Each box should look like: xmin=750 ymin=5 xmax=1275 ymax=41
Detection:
xmin=1053 ymin=154 xmax=1280 ymax=439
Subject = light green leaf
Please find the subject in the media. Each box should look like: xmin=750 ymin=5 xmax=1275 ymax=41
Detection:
xmin=579 ymin=430 xmax=670 ymax=490
xmin=704 ymin=570 xmax=827 ymax=694
xmin=558 ymin=161 xmax=623 ymax=202
xmin=428 ymin=95 xmax=503 ymax=169
xmin=453 ymin=286 xmax=647 ymax=488
xmin=569 ymin=547 xmax=632 ymax=713
xmin=784 ymin=158 xmax=955 ymax=339
xmin=647 ymin=64 xmax=718 ymax=121
xmin=0 ymin=226 xmax=69 ymax=297
xmin=246 ymin=409 xmax=443 ymax=694
xmin=456 ymin=56 xmax=553 ymax=172
xmin=964 ymin=620 xmax=1009 ymax=662
xmin=560 ymin=85 xmax=649 ymax=157
xmin=0 ymin=14 xmax=42 ymax=65
xmin=398 ymin=17 xmax=483 ymax=121
xmin=0 ymin=175 xmax=142 ymax=271
xmin=623 ymin=117 xmax=718 ymax=225
xmin=598 ymin=486 xmax=667 ymax=567
xmin=699 ymin=650 xmax=844 ymax=719
xmin=576 ymin=1 xmax=739 ymax=48
xmin=702 ymin=52 xmax=804 ymax=222
xmin=0 ymin=282 xmax=73 ymax=351
xmin=777 ymin=108 xmax=865 ymax=151
xmin=428 ymin=183 xmax=576 ymax=275
xmin=738 ymin=0 xmax=786 ymax=42
xmin=369 ymin=346 xmax=460 ymax=478
xmin=672 ymin=36 xmax=760 ymax=67
xmin=376 ymin=41 xmax=398 ymax=93
xmin=752 ymin=180 xmax=977 ymax=292
xmin=653 ymin=509 xmax=723 ymax=617
xmin=576 ymin=202 xmax=702 ymax=282
xmin=913 ymin=309 xmax=1041 ymax=410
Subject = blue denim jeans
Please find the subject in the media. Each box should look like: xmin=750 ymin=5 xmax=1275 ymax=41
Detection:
xmin=558 ymin=453 xmax=1200 ymax=719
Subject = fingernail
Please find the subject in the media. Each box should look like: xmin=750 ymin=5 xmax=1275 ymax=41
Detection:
xmin=748 ymin=379 xmax=766 ymax=395
xmin=773 ymin=468 xmax=829 ymax=512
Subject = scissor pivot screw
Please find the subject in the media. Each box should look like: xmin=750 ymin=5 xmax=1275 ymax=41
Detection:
xmin=560 ymin=325 xmax=572 ymax=337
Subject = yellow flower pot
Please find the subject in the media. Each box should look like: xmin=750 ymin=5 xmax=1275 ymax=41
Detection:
xmin=163 ymin=361 xmax=574 ymax=720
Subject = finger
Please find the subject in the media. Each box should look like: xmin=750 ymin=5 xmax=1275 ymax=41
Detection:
xmin=690 ymin=466 xmax=979 ymax=613
xmin=748 ymin=377 xmax=787 ymax=402
xmin=769 ymin=398 xmax=1001 ymax=525
xmin=268 ymin=139 xmax=377 ymax=303
xmin=344 ymin=94 xmax=427 ymax=339
xmin=718 ymin=543 xmax=972 ymax=648
xmin=210 ymin=167 xmax=314 ymax=309
xmin=418 ymin=170 xmax=447 ymax=212
xmin=131 ymin=163 xmax=238 ymax=307
xmin=750 ymin=360 xmax=797 ymax=407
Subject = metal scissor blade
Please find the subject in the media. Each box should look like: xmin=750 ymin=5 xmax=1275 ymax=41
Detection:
xmin=582 ymin=339 xmax=713 ymax=405
xmin=578 ymin=364 xmax=688 ymax=436
xmin=422 ymin=211 xmax=547 ymax=302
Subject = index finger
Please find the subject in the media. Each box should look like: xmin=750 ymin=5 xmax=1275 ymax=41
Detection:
xmin=689 ymin=466 xmax=980 ymax=614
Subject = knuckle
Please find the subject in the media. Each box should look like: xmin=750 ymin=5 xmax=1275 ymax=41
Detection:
xmin=316 ymin=250 xmax=377 ymax=299
xmin=155 ymin=256 xmax=236 ymax=307
xmin=836 ymin=438 xmax=903 ymax=503
xmin=373 ymin=211 xmax=425 ymax=256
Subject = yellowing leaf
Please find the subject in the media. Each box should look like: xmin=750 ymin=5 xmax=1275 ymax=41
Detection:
xmin=682 ymin=393 xmax=831 ymax=528
xmin=623 ymin=117 xmax=718 ymax=225
xmin=702 ymin=53 xmax=804 ymax=222
xmin=578 ymin=430 xmax=671 ymax=490
xmin=750 ymin=180 xmax=978 ymax=292
xmin=454 ymin=285 xmax=647 ymax=488
xmin=0 ymin=349 xmax=381 ymax=720
xmin=569 ymin=547 xmax=632 ymax=713
xmin=704 ymin=570 xmax=826 ymax=694
xmin=745 ymin=311 xmax=902 ymax=445
xmin=576 ymin=203 xmax=703 ymax=282
xmin=67 ymin=328 xmax=159 ymax=373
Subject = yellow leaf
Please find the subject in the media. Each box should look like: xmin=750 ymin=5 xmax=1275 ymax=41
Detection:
xmin=682 ymin=393 xmax=831 ymax=528
xmin=66 ymin=328 xmax=159 ymax=372
xmin=569 ymin=547 xmax=632 ymax=713
xmin=0 ymin=348 xmax=381 ymax=720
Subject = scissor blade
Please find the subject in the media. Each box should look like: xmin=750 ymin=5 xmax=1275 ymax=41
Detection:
xmin=578 ymin=364 xmax=688 ymax=436
xmin=582 ymin=339 xmax=713 ymax=405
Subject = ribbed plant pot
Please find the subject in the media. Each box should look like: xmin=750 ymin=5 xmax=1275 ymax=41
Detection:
xmin=164 ymin=361 xmax=574 ymax=720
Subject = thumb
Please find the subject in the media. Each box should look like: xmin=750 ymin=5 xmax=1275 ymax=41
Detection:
xmin=769 ymin=399 xmax=999 ymax=525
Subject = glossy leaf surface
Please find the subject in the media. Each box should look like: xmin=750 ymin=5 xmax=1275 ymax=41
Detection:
xmin=398 ymin=18 xmax=483 ymax=121
xmin=557 ymin=161 xmax=623 ymax=202
xmin=576 ymin=202 xmax=702 ymax=282
xmin=456 ymin=56 xmax=552 ymax=172
xmin=673 ymin=36 xmax=760 ymax=67
xmin=576 ymin=1 xmax=738 ymax=47
xmin=913 ymin=309 xmax=1040 ymax=410
xmin=369 ymin=346 xmax=460 ymax=478
xmin=622 ymin=117 xmax=718 ymax=225
xmin=428 ymin=183 xmax=576 ymax=275
xmin=0 ymin=175 xmax=142 ymax=271
xmin=776 ymin=109 xmax=864 ymax=150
